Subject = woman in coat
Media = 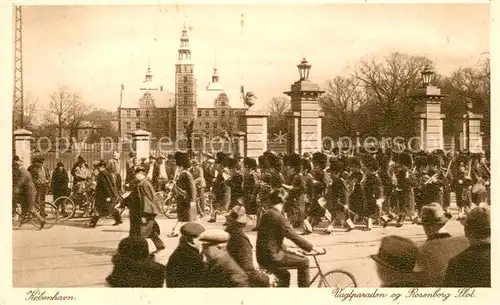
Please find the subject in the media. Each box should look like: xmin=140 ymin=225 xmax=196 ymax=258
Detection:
xmin=89 ymin=160 xmax=122 ymax=228
xmin=169 ymin=151 xmax=197 ymax=237
xmin=51 ymin=161 xmax=69 ymax=201
xmin=106 ymin=236 xmax=164 ymax=288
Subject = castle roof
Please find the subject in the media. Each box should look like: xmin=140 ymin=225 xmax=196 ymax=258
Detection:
xmin=120 ymin=88 xmax=175 ymax=108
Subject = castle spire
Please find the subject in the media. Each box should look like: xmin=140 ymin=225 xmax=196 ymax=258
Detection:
xmin=145 ymin=62 xmax=153 ymax=82
xmin=212 ymin=67 xmax=219 ymax=83
xmin=178 ymin=20 xmax=191 ymax=61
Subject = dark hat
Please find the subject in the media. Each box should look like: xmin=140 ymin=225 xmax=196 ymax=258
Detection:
xmin=243 ymin=157 xmax=257 ymax=169
xmin=117 ymin=236 xmax=149 ymax=260
xmin=128 ymin=152 xmax=137 ymax=158
xmin=97 ymin=160 xmax=107 ymax=168
xmin=13 ymin=155 xmax=21 ymax=162
xmin=399 ymin=153 xmax=413 ymax=168
xmin=32 ymin=157 xmax=41 ymax=163
xmin=77 ymin=156 xmax=86 ymax=162
xmin=427 ymin=154 xmax=441 ymax=167
xmin=225 ymin=205 xmax=249 ymax=224
xmin=198 ymin=229 xmax=230 ymax=244
xmin=224 ymin=157 xmax=238 ymax=169
xmin=421 ymin=202 xmax=452 ymax=225
xmin=174 ymin=151 xmax=190 ymax=168
xmin=38 ymin=157 xmax=45 ymax=163
xmin=302 ymin=152 xmax=312 ymax=160
xmin=361 ymin=154 xmax=378 ymax=172
xmin=284 ymin=153 xmax=301 ymax=169
xmin=134 ymin=166 xmax=146 ymax=174
xmin=462 ymin=206 xmax=490 ymax=239
xmin=301 ymin=158 xmax=312 ymax=172
xmin=266 ymin=153 xmax=281 ymax=170
xmin=433 ymin=149 xmax=445 ymax=156
xmin=371 ymin=235 xmax=419 ymax=273
xmin=180 ymin=222 xmax=205 ymax=238
xmin=329 ymin=160 xmax=343 ymax=173
xmin=415 ymin=156 xmax=428 ymax=168
xmin=347 ymin=157 xmax=361 ymax=167
xmin=312 ymin=152 xmax=328 ymax=169
xmin=215 ymin=152 xmax=227 ymax=164
xmin=350 ymin=170 xmax=363 ymax=181
xmin=258 ymin=155 xmax=269 ymax=169
xmin=56 ymin=161 xmax=64 ymax=167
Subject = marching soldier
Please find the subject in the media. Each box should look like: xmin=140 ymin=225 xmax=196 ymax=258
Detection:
xmin=305 ymin=152 xmax=328 ymax=230
xmin=242 ymin=157 xmax=259 ymax=217
xmin=282 ymin=153 xmax=309 ymax=234
xmin=413 ymin=155 xmax=428 ymax=223
xmin=209 ymin=153 xmax=231 ymax=223
xmin=325 ymin=160 xmax=354 ymax=233
xmin=452 ymin=154 xmax=472 ymax=220
xmin=360 ymin=154 xmax=385 ymax=231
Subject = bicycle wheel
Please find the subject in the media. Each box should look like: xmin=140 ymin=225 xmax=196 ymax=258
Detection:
xmin=203 ymin=192 xmax=215 ymax=215
xmin=163 ymin=198 xmax=177 ymax=219
xmin=38 ymin=202 xmax=59 ymax=228
xmin=12 ymin=202 xmax=23 ymax=227
xmin=53 ymin=196 xmax=75 ymax=221
xmin=318 ymin=269 xmax=357 ymax=288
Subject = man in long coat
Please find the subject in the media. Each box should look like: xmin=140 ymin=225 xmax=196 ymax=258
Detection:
xmin=89 ymin=160 xmax=122 ymax=228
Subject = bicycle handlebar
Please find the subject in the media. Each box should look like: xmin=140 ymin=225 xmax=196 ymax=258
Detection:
xmin=297 ymin=248 xmax=327 ymax=256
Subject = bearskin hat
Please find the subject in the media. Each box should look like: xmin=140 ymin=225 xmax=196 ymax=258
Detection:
xmin=215 ymin=152 xmax=226 ymax=164
xmin=266 ymin=153 xmax=281 ymax=171
xmin=427 ymin=154 xmax=441 ymax=167
xmin=456 ymin=153 xmax=470 ymax=165
xmin=350 ymin=170 xmax=363 ymax=182
xmin=301 ymin=158 xmax=312 ymax=173
xmin=224 ymin=156 xmax=238 ymax=169
xmin=243 ymin=157 xmax=257 ymax=169
xmin=284 ymin=153 xmax=301 ymax=170
xmin=174 ymin=151 xmax=190 ymax=168
xmin=433 ymin=149 xmax=445 ymax=157
xmin=329 ymin=160 xmax=343 ymax=174
xmin=312 ymin=152 xmax=328 ymax=169
xmin=399 ymin=153 xmax=413 ymax=168
xmin=414 ymin=156 xmax=427 ymax=169
xmin=258 ymin=155 xmax=269 ymax=169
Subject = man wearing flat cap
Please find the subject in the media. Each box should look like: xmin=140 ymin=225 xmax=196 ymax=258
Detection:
xmin=416 ymin=203 xmax=469 ymax=287
xmin=28 ymin=157 xmax=50 ymax=215
xmin=165 ymin=222 xmax=206 ymax=287
xmin=199 ymin=229 xmax=249 ymax=287
xmin=443 ymin=206 xmax=491 ymax=287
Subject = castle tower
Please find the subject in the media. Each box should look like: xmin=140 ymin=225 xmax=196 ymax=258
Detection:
xmin=175 ymin=22 xmax=197 ymax=140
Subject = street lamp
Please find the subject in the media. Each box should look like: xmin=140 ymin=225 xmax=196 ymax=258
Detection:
xmin=297 ymin=58 xmax=311 ymax=81
xmin=421 ymin=65 xmax=434 ymax=86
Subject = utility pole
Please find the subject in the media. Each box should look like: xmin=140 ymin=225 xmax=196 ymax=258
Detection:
xmin=13 ymin=6 xmax=24 ymax=129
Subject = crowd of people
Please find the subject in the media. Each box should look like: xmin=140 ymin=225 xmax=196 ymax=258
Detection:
xmin=12 ymin=146 xmax=491 ymax=287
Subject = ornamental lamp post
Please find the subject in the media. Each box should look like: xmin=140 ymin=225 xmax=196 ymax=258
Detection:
xmin=421 ymin=65 xmax=434 ymax=86
xmin=297 ymin=58 xmax=311 ymax=81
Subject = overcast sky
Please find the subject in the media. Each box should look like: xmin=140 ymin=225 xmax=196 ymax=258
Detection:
xmin=20 ymin=4 xmax=489 ymax=114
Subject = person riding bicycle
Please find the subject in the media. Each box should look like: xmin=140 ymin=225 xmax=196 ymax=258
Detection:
xmin=256 ymin=188 xmax=321 ymax=287
xmin=12 ymin=156 xmax=45 ymax=229
xmin=71 ymin=156 xmax=90 ymax=204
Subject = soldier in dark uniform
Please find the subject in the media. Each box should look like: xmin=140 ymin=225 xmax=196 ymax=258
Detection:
xmin=413 ymin=155 xmax=428 ymax=223
xmin=391 ymin=152 xmax=417 ymax=227
xmin=452 ymin=154 xmax=472 ymax=220
xmin=424 ymin=154 xmax=445 ymax=205
xmin=209 ymin=153 xmax=231 ymax=223
xmin=282 ymin=153 xmax=309 ymax=233
xmin=169 ymin=151 xmax=197 ymax=237
xmin=242 ymin=157 xmax=259 ymax=217
xmin=325 ymin=160 xmax=354 ymax=233
xmin=305 ymin=152 xmax=328 ymax=230
xmin=226 ymin=157 xmax=243 ymax=211
xmin=360 ymin=154 xmax=384 ymax=230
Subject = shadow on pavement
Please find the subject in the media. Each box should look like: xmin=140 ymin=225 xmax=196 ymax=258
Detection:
xmin=67 ymin=246 xmax=117 ymax=257
xmin=57 ymin=218 xmax=92 ymax=228
xmin=101 ymin=229 xmax=129 ymax=233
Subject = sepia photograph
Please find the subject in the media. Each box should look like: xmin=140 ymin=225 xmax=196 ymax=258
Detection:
xmin=8 ymin=1 xmax=491 ymax=293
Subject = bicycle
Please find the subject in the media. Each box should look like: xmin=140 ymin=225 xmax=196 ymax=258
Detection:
xmin=52 ymin=186 xmax=97 ymax=221
xmin=263 ymin=248 xmax=357 ymax=288
xmin=12 ymin=201 xmax=59 ymax=229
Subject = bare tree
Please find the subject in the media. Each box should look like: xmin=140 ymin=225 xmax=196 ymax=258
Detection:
xmin=319 ymin=76 xmax=363 ymax=137
xmin=353 ymin=52 xmax=432 ymax=137
xmin=45 ymin=86 xmax=92 ymax=139
xmin=268 ymin=96 xmax=290 ymax=136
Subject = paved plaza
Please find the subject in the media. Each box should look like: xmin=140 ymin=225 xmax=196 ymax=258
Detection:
xmin=13 ymin=206 xmax=464 ymax=288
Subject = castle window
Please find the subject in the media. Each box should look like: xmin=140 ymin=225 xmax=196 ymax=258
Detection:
xmin=176 ymin=67 xmax=181 ymax=73
xmin=184 ymin=76 xmax=188 ymax=83
xmin=136 ymin=122 xmax=141 ymax=130
xmin=221 ymin=100 xmax=226 ymax=107
xmin=221 ymin=110 xmax=226 ymax=117
xmin=205 ymin=110 xmax=209 ymax=117
xmin=145 ymin=110 xmax=150 ymax=117
xmin=214 ymin=110 xmax=218 ymax=116
xmin=131 ymin=110 xmax=136 ymax=117
xmin=213 ymin=122 xmax=217 ymax=129
xmin=199 ymin=122 xmax=202 ymax=128
xmin=136 ymin=110 xmax=140 ymax=117
xmin=126 ymin=122 xmax=131 ymax=130
xmin=183 ymin=86 xmax=188 ymax=93
xmin=126 ymin=110 xmax=131 ymax=117
xmin=205 ymin=122 xmax=210 ymax=129
xmin=184 ymin=96 xmax=188 ymax=105
xmin=183 ymin=121 xmax=188 ymax=130
xmin=197 ymin=110 xmax=202 ymax=117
